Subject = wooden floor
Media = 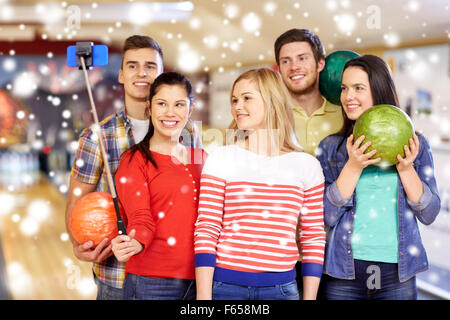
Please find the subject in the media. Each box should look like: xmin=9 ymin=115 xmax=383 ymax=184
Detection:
xmin=0 ymin=175 xmax=96 ymax=300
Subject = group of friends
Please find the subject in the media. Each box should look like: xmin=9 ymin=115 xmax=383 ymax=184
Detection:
xmin=64 ymin=29 xmax=441 ymax=300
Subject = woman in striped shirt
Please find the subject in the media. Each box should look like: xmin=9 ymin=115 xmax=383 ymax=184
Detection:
xmin=194 ymin=68 xmax=326 ymax=300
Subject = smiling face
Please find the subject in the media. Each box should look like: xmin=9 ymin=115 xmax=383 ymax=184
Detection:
xmin=231 ymin=78 xmax=266 ymax=131
xmin=340 ymin=66 xmax=374 ymax=120
xmin=150 ymin=84 xmax=192 ymax=141
xmin=278 ymin=41 xmax=324 ymax=95
xmin=118 ymin=48 xmax=163 ymax=103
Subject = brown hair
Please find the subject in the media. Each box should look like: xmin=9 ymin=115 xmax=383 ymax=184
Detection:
xmin=121 ymin=35 xmax=163 ymax=68
xmin=274 ymin=28 xmax=325 ymax=66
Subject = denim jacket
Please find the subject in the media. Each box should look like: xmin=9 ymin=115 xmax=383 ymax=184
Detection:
xmin=316 ymin=133 xmax=440 ymax=282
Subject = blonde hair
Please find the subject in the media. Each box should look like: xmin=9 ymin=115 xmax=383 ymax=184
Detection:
xmin=228 ymin=68 xmax=302 ymax=153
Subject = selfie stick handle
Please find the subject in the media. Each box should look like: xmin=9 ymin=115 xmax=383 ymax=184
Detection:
xmin=79 ymin=56 xmax=127 ymax=236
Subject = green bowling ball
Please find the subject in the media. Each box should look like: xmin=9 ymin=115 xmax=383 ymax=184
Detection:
xmin=319 ymin=50 xmax=360 ymax=105
xmin=353 ymin=104 xmax=415 ymax=167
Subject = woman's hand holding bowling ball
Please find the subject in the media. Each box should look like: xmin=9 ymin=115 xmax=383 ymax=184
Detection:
xmin=73 ymin=238 xmax=113 ymax=263
xmin=346 ymin=134 xmax=381 ymax=170
xmin=395 ymin=134 xmax=424 ymax=204
xmin=111 ymin=229 xmax=143 ymax=262
xmin=396 ymin=134 xmax=419 ymax=173
xmin=336 ymin=134 xmax=382 ymax=200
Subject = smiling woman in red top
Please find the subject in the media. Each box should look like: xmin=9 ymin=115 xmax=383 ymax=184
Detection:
xmin=111 ymin=72 xmax=206 ymax=300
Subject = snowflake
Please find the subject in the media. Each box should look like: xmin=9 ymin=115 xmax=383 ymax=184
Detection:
xmin=428 ymin=272 xmax=440 ymax=283
xmin=407 ymin=245 xmax=420 ymax=256
xmin=224 ymin=3 xmax=239 ymax=19
xmin=75 ymin=159 xmax=85 ymax=168
xmin=60 ymin=233 xmax=69 ymax=242
xmin=342 ymin=221 xmax=352 ymax=230
xmin=180 ymin=184 xmax=190 ymax=194
xmin=405 ymin=210 xmax=414 ymax=220
xmin=76 ymin=277 xmax=97 ymax=297
xmin=2 ymin=58 xmax=17 ymax=72
xmin=322 ymin=122 xmax=331 ymax=131
xmin=264 ymin=2 xmax=277 ymax=16
xmin=423 ymin=165 xmax=434 ymax=177
xmin=244 ymin=187 xmax=253 ymax=194
xmin=0 ymin=192 xmax=16 ymax=216
xmin=167 ymin=237 xmax=176 ymax=246
xmin=73 ymin=187 xmax=82 ymax=197
xmin=27 ymin=200 xmax=51 ymax=222
xmin=20 ymin=217 xmax=39 ymax=236
xmin=261 ymin=210 xmax=270 ymax=219
xmin=314 ymin=147 xmax=323 ymax=157
xmin=231 ymin=223 xmax=240 ymax=232
xmin=241 ymin=12 xmax=261 ymax=33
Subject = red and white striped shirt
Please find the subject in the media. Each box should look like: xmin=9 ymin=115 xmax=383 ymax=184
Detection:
xmin=194 ymin=145 xmax=325 ymax=286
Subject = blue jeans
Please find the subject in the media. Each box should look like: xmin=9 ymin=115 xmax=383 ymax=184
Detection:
xmin=94 ymin=274 xmax=124 ymax=300
xmin=320 ymin=259 xmax=417 ymax=300
xmin=124 ymin=274 xmax=196 ymax=300
xmin=212 ymin=280 xmax=299 ymax=300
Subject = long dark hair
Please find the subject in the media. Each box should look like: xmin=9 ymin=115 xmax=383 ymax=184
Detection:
xmin=126 ymin=71 xmax=194 ymax=168
xmin=338 ymin=54 xmax=400 ymax=140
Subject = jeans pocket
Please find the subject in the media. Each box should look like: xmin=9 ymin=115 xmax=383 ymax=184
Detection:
xmin=279 ymin=280 xmax=299 ymax=297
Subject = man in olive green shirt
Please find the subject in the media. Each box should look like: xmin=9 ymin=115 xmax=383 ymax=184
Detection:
xmin=275 ymin=29 xmax=343 ymax=156
xmin=291 ymin=99 xmax=343 ymax=155
xmin=274 ymin=29 xmax=344 ymax=299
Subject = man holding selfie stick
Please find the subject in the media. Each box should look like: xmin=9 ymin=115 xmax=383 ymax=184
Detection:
xmin=65 ymin=35 xmax=200 ymax=299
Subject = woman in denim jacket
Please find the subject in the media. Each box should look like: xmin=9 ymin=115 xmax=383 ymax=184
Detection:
xmin=316 ymin=55 xmax=440 ymax=300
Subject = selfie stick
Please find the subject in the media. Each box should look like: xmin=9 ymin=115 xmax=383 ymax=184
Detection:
xmin=75 ymin=42 xmax=127 ymax=236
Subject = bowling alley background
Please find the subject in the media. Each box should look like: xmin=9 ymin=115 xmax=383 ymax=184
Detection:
xmin=0 ymin=0 xmax=449 ymax=300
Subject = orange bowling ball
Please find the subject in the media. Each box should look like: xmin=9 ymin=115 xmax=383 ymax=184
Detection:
xmin=69 ymin=192 xmax=118 ymax=247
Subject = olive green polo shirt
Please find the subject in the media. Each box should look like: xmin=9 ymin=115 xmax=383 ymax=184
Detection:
xmin=294 ymin=97 xmax=343 ymax=263
xmin=292 ymin=97 xmax=344 ymax=156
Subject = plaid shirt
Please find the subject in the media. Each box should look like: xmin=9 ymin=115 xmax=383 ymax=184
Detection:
xmin=71 ymin=109 xmax=134 ymax=289
xmin=71 ymin=109 xmax=202 ymax=289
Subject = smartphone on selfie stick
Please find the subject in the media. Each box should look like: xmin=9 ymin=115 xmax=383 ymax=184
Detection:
xmin=67 ymin=42 xmax=127 ymax=236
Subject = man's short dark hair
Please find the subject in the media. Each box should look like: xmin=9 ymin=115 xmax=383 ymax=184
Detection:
xmin=121 ymin=35 xmax=163 ymax=67
xmin=274 ymin=29 xmax=325 ymax=65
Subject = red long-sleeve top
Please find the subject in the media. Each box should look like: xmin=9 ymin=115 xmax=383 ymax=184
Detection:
xmin=115 ymin=147 xmax=206 ymax=280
